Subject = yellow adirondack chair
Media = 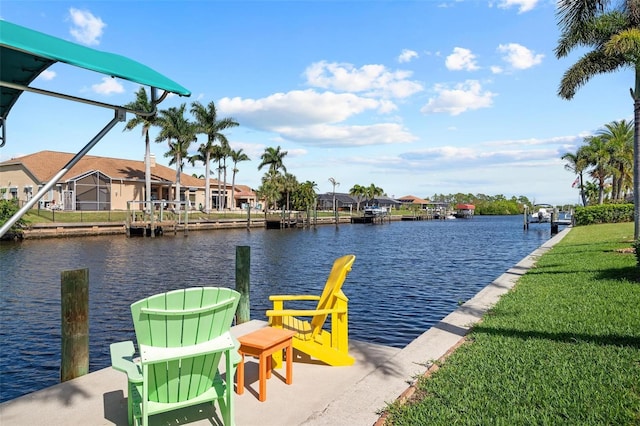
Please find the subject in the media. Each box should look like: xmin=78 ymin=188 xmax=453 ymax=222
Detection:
xmin=266 ymin=254 xmax=356 ymax=367
xmin=110 ymin=287 xmax=240 ymax=426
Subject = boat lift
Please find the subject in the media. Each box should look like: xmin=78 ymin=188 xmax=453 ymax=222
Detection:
xmin=0 ymin=20 xmax=191 ymax=238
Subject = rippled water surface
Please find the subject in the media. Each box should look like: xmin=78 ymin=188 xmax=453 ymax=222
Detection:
xmin=0 ymin=216 xmax=556 ymax=402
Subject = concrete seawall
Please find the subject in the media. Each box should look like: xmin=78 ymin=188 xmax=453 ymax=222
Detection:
xmin=18 ymin=215 xmax=411 ymax=239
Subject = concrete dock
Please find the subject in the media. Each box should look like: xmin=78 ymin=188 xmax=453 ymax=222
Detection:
xmin=0 ymin=228 xmax=570 ymax=426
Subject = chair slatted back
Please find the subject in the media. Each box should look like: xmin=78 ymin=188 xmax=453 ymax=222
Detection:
xmin=309 ymin=254 xmax=355 ymax=334
xmin=131 ymin=287 xmax=239 ymax=404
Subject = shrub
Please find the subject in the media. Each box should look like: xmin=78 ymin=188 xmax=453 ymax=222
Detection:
xmin=573 ymin=204 xmax=634 ymax=226
xmin=0 ymin=199 xmax=26 ymax=239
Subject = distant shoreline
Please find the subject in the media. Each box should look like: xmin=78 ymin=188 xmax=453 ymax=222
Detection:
xmin=5 ymin=213 xmax=538 ymax=240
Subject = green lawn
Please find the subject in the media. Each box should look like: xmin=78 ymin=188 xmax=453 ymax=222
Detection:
xmin=384 ymin=223 xmax=640 ymax=425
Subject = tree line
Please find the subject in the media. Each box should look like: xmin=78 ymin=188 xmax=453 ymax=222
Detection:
xmin=561 ymin=119 xmax=634 ymax=206
xmin=430 ymin=194 xmax=534 ymax=215
xmin=124 ymin=88 xmax=245 ymax=213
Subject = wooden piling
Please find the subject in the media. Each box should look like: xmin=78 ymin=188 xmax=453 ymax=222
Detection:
xmin=235 ymin=246 xmax=251 ymax=324
xmin=60 ymin=268 xmax=89 ymax=383
xmin=551 ymin=211 xmax=558 ymax=235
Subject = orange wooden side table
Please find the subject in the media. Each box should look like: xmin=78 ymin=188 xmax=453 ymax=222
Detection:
xmin=236 ymin=327 xmax=297 ymax=402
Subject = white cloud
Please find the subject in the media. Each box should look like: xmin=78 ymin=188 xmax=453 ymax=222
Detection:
xmin=91 ymin=77 xmax=124 ymax=95
xmin=219 ymin=89 xmax=392 ymax=128
xmin=445 ymin=47 xmax=479 ymax=71
xmin=420 ymin=80 xmax=495 ymax=116
xmin=490 ymin=65 xmax=503 ymax=74
xmin=482 ymin=134 xmax=586 ymax=147
xmin=227 ymin=141 xmax=265 ymax=163
xmin=304 ymin=61 xmax=423 ymax=98
xmin=398 ymin=49 xmax=418 ymax=63
xmin=218 ymin=89 xmax=417 ymax=147
xmin=36 ymin=70 xmax=56 ymax=81
xmin=272 ymin=123 xmax=417 ymax=147
xmin=68 ymin=8 xmax=105 ymax=45
xmin=284 ymin=148 xmax=308 ymax=158
xmin=495 ymin=0 xmax=538 ymax=13
xmin=498 ymin=43 xmax=543 ymax=69
xmin=398 ymin=144 xmax=563 ymax=171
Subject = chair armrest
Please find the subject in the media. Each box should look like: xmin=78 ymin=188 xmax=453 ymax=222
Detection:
xmin=110 ymin=341 xmax=142 ymax=383
xmin=266 ymin=307 xmax=346 ymax=317
xmin=228 ymin=334 xmax=242 ymax=366
xmin=139 ymin=332 xmax=235 ymax=364
xmin=269 ymin=295 xmax=321 ymax=302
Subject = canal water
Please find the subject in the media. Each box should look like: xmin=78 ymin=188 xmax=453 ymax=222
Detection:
xmin=0 ymin=215 xmax=555 ymax=402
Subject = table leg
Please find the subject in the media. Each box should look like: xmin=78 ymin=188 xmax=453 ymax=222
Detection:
xmin=258 ymin=352 xmax=267 ymax=402
xmin=266 ymin=354 xmax=272 ymax=379
xmin=236 ymin=353 xmax=245 ymax=395
xmin=286 ymin=342 xmax=293 ymax=385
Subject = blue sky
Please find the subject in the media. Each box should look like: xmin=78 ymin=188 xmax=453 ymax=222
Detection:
xmin=0 ymin=1 xmax=632 ymax=205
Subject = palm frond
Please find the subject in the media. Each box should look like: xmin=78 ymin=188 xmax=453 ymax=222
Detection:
xmin=556 ymin=11 xmax=629 ymax=57
xmin=604 ymin=28 xmax=640 ymax=60
xmin=558 ymin=49 xmax=626 ymax=99
xmin=556 ymin=0 xmax=609 ymax=36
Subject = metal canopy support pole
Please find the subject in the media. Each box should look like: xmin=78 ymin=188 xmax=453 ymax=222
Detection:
xmin=0 ymin=117 xmax=6 ymax=148
xmin=0 ymin=109 xmax=126 ymax=238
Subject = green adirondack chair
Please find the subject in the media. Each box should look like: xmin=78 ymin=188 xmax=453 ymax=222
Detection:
xmin=110 ymin=287 xmax=240 ymax=426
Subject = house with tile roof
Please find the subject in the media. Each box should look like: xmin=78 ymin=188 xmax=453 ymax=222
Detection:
xmin=397 ymin=195 xmax=450 ymax=216
xmin=0 ymin=151 xmax=257 ymax=211
xmin=397 ymin=195 xmax=431 ymax=209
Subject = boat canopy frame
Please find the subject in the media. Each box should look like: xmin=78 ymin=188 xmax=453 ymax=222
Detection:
xmin=0 ymin=20 xmax=191 ymax=237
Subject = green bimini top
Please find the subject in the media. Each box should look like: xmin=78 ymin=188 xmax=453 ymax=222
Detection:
xmin=0 ymin=19 xmax=191 ymax=120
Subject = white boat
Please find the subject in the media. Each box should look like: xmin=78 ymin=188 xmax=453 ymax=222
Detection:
xmin=529 ymin=204 xmax=553 ymax=223
xmin=363 ymin=206 xmax=387 ymax=217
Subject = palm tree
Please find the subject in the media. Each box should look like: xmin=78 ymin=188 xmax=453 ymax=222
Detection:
xmin=258 ymin=146 xmax=288 ymax=175
xmin=156 ymin=104 xmax=195 ymax=206
xmin=230 ymin=148 xmax=250 ymax=210
xmin=220 ymin=140 xmax=232 ymax=209
xmin=123 ymin=87 xmax=157 ymax=213
xmin=292 ymin=180 xmax=318 ymax=225
xmin=292 ymin=180 xmax=318 ymax=212
xmin=328 ymin=177 xmax=340 ymax=214
xmin=364 ymin=183 xmax=384 ymax=205
xmin=256 ymin=173 xmax=281 ymax=216
xmin=555 ymin=0 xmax=640 ymax=236
xmin=257 ymin=146 xmax=288 ymax=213
xmin=190 ymin=101 xmax=239 ymax=213
xmin=189 ymin=143 xmax=213 ymax=211
xmin=187 ymin=148 xmax=211 ymax=208
xmin=582 ymin=135 xmax=611 ymax=205
xmin=561 ymin=146 xmax=590 ymax=206
xmin=583 ymin=181 xmax=600 ymax=205
xmin=349 ymin=184 xmax=367 ymax=212
xmin=211 ymin=145 xmax=225 ymax=211
xmin=282 ymin=173 xmax=299 ymax=212
xmin=599 ymin=119 xmax=634 ymax=201
xmin=188 ymin=148 xmax=208 ymax=181
xmin=164 ymin=139 xmax=191 ymax=205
